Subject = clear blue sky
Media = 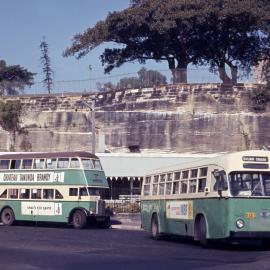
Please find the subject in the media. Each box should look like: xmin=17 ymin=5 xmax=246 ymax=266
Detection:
xmin=0 ymin=1 xmax=252 ymax=93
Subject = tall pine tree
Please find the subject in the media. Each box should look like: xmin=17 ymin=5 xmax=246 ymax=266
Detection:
xmin=40 ymin=36 xmax=53 ymax=94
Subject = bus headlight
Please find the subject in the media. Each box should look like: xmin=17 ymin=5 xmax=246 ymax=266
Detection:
xmin=236 ymin=219 xmax=245 ymax=229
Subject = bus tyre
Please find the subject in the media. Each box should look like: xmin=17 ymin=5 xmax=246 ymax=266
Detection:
xmin=199 ymin=216 xmax=209 ymax=248
xmin=1 ymin=208 xmax=15 ymax=226
xmin=151 ymin=214 xmax=160 ymax=240
xmin=72 ymin=210 xmax=87 ymax=229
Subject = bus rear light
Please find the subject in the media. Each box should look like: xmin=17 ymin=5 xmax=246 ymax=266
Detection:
xmin=236 ymin=219 xmax=245 ymax=229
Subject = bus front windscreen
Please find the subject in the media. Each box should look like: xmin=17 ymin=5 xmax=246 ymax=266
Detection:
xmin=229 ymin=172 xmax=270 ymax=196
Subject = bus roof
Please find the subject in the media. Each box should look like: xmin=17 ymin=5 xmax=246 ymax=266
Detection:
xmin=146 ymin=150 xmax=270 ymax=176
xmin=0 ymin=151 xmax=99 ymax=160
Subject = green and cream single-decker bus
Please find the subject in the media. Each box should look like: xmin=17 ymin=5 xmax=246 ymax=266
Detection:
xmin=0 ymin=151 xmax=110 ymax=229
xmin=141 ymin=150 xmax=270 ymax=246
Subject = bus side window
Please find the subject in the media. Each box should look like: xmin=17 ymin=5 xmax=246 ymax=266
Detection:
xmin=31 ymin=189 xmax=42 ymax=199
xmin=34 ymin=159 xmax=45 ymax=169
xmin=55 ymin=190 xmax=63 ymax=199
xmin=20 ymin=189 xmax=30 ymax=199
xmin=43 ymin=189 xmax=54 ymax=199
xmin=92 ymin=159 xmax=102 ymax=170
xmin=22 ymin=159 xmax=33 ymax=169
xmin=143 ymin=176 xmax=151 ymax=196
xmin=8 ymin=189 xmax=18 ymax=199
xmin=79 ymin=187 xmax=88 ymax=196
xmin=70 ymin=158 xmax=80 ymax=168
xmin=69 ymin=188 xmax=78 ymax=196
xmin=46 ymin=158 xmax=57 ymax=169
xmin=10 ymin=160 xmax=21 ymax=170
xmin=0 ymin=189 xmax=7 ymax=198
xmin=198 ymin=178 xmax=207 ymax=192
xmin=0 ymin=160 xmax=10 ymax=169
xmin=57 ymin=158 xmax=69 ymax=169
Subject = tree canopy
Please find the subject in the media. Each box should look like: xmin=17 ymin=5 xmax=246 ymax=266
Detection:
xmin=0 ymin=101 xmax=25 ymax=151
xmin=64 ymin=0 xmax=270 ymax=85
xmin=0 ymin=60 xmax=35 ymax=95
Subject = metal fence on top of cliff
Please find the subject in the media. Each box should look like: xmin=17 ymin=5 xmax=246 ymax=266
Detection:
xmin=26 ymin=67 xmax=255 ymax=95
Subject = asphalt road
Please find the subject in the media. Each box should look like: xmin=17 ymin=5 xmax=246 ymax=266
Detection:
xmin=0 ymin=223 xmax=270 ymax=270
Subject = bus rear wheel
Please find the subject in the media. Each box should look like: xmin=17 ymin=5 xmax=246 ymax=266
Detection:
xmin=72 ymin=210 xmax=87 ymax=229
xmin=198 ymin=216 xmax=209 ymax=247
xmin=1 ymin=208 xmax=15 ymax=226
xmin=151 ymin=214 xmax=160 ymax=240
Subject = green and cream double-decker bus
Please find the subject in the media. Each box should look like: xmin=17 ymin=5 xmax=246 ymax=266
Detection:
xmin=141 ymin=150 xmax=270 ymax=246
xmin=0 ymin=151 xmax=110 ymax=229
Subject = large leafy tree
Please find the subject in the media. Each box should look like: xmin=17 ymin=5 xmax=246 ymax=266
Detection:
xmin=64 ymin=0 xmax=209 ymax=83
xmin=64 ymin=0 xmax=270 ymax=85
xmin=0 ymin=60 xmax=35 ymax=95
xmin=198 ymin=0 xmax=270 ymax=84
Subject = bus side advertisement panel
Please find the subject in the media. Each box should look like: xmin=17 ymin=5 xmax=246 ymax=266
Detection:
xmin=166 ymin=201 xmax=193 ymax=220
xmin=21 ymin=202 xmax=62 ymax=216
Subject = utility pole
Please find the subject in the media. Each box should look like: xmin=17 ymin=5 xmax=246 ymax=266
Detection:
xmin=89 ymin=65 xmax=92 ymax=90
xmin=82 ymin=99 xmax=95 ymax=154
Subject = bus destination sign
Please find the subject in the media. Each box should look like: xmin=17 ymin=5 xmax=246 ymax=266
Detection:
xmin=242 ymin=156 xmax=268 ymax=162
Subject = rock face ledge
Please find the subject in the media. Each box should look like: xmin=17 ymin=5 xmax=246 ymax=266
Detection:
xmin=0 ymin=83 xmax=269 ymax=154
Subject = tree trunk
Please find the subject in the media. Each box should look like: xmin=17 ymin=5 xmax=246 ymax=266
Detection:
xmin=218 ymin=66 xmax=232 ymax=85
xmin=10 ymin=130 xmax=16 ymax=151
xmin=230 ymin=66 xmax=238 ymax=85
xmin=171 ymin=68 xmax=187 ymax=84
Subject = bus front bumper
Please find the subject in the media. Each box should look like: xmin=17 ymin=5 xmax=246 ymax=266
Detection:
xmin=230 ymin=231 xmax=270 ymax=238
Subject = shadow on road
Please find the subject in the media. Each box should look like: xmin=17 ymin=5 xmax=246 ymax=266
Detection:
xmin=10 ymin=220 xmax=112 ymax=230
xmin=153 ymin=234 xmax=270 ymax=251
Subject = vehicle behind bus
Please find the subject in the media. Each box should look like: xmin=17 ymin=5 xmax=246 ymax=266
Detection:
xmin=0 ymin=151 xmax=110 ymax=229
xmin=141 ymin=150 xmax=270 ymax=247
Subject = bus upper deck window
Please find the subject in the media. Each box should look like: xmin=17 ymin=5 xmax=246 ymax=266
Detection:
xmin=0 ymin=160 xmax=10 ymax=169
xmin=46 ymin=158 xmax=57 ymax=169
xmin=57 ymin=158 xmax=69 ymax=169
xmin=34 ymin=159 xmax=45 ymax=169
xmin=81 ymin=159 xmax=94 ymax=170
xmin=92 ymin=159 xmax=102 ymax=170
xmin=70 ymin=158 xmax=80 ymax=168
xmin=10 ymin=160 xmax=21 ymax=170
xmin=22 ymin=159 xmax=33 ymax=169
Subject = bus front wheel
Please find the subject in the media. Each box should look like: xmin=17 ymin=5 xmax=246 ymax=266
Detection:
xmin=198 ymin=216 xmax=209 ymax=247
xmin=151 ymin=214 xmax=160 ymax=240
xmin=1 ymin=208 xmax=15 ymax=226
xmin=72 ymin=210 xmax=87 ymax=229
